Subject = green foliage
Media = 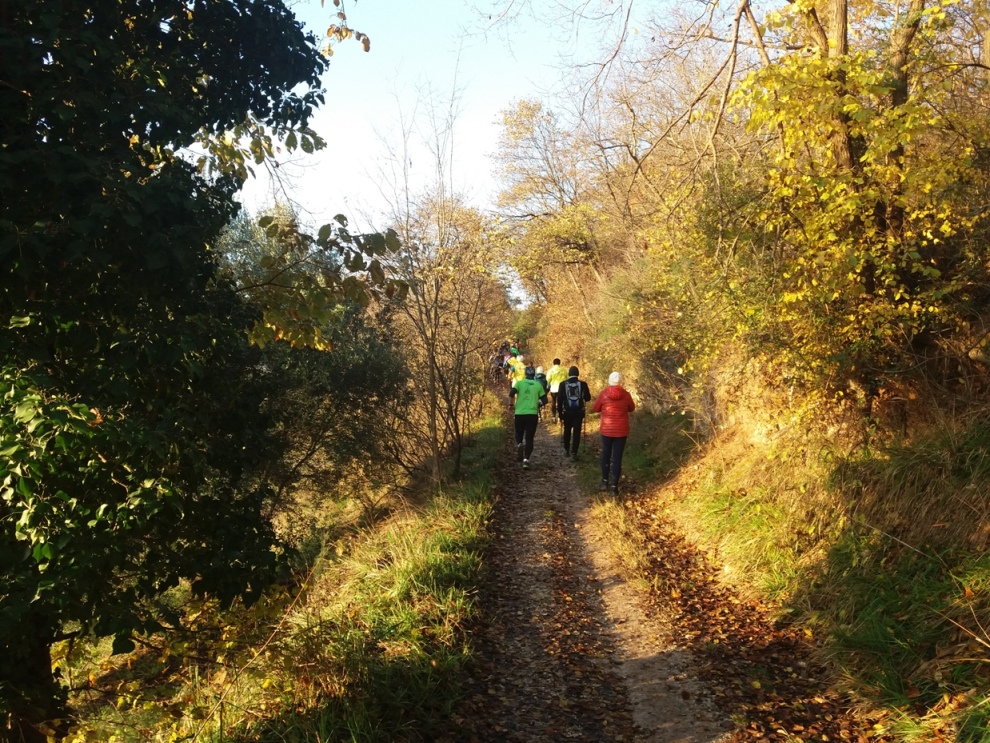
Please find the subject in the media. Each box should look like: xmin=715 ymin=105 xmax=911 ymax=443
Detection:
xmin=511 ymin=305 xmax=542 ymax=347
xmin=0 ymin=0 xmax=347 ymax=734
xmin=807 ymin=532 xmax=990 ymax=722
xmin=219 ymin=209 xmax=405 ymax=351
xmin=65 ymin=414 xmax=505 ymax=742
xmin=258 ymin=302 xmax=411 ymax=506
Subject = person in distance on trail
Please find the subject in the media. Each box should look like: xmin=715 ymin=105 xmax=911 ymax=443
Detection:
xmin=557 ymin=366 xmax=591 ymax=460
xmin=503 ymin=350 xmax=520 ymax=388
xmin=510 ymin=365 xmax=548 ymax=470
xmin=535 ymin=365 xmax=549 ymax=392
xmin=545 ymin=358 xmax=568 ymax=424
xmin=509 ymin=353 xmax=528 ymax=390
xmin=534 ymin=365 xmax=550 ymax=421
xmin=489 ymin=344 xmax=506 ymax=384
xmin=593 ymin=371 xmax=636 ymax=495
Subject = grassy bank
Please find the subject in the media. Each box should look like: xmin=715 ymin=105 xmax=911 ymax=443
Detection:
xmin=65 ymin=413 xmax=504 ymax=742
xmin=587 ymin=409 xmax=990 ymax=741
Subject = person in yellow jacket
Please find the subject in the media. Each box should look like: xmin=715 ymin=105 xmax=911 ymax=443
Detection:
xmin=545 ymin=358 xmax=568 ymax=424
xmin=502 ymin=351 xmax=519 ymax=388
xmin=509 ymin=353 xmax=528 ymax=389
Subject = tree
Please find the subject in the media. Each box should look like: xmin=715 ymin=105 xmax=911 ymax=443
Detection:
xmin=387 ymin=195 xmax=511 ymax=482
xmin=369 ymin=83 xmax=512 ymax=483
xmin=0 ymin=2 xmax=347 ymax=739
xmin=216 ymin=211 xmax=410 ymax=508
xmin=489 ymin=1 xmax=990 ymax=416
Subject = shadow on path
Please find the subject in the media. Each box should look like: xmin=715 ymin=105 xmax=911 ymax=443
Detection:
xmin=443 ymin=414 xmax=733 ymax=742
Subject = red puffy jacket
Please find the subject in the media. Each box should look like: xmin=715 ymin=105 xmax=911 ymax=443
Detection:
xmin=593 ymin=385 xmax=636 ymax=437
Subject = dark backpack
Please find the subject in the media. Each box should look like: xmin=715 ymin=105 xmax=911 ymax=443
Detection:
xmin=563 ymin=378 xmax=583 ymax=414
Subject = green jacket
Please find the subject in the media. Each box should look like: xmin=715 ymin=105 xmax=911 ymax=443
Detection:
xmin=511 ymin=378 xmax=547 ymax=415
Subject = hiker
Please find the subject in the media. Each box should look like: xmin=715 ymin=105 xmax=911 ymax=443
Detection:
xmin=510 ymin=366 xmax=548 ymax=469
xmin=535 ymin=366 xmax=549 ymax=393
xmin=489 ymin=346 xmax=506 ymax=383
xmin=557 ymin=365 xmax=591 ymax=460
xmin=546 ymin=358 xmax=568 ymax=424
xmin=593 ymin=371 xmax=636 ymax=494
xmin=503 ymin=351 xmax=520 ymax=387
xmin=534 ymin=366 xmax=550 ymax=421
xmin=509 ymin=353 xmax=528 ymax=389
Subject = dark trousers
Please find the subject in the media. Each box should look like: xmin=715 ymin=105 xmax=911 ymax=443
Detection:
xmin=548 ymin=391 xmax=559 ymax=419
xmin=514 ymin=414 xmax=538 ymax=459
xmin=600 ymin=435 xmax=627 ymax=486
xmin=561 ymin=413 xmax=584 ymax=454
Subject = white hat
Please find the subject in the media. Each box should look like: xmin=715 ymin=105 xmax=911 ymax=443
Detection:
xmin=608 ymin=371 xmax=622 ymax=386
xmin=517 ymin=354 xmax=525 ymax=362
xmin=536 ymin=366 xmax=544 ymax=374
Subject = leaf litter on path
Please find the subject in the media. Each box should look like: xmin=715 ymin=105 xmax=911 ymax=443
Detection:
xmin=442 ymin=410 xmax=887 ymax=742
xmin=443 ymin=414 xmax=731 ymax=742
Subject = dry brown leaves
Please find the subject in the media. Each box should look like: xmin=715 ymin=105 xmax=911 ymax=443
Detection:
xmin=625 ymin=483 xmax=890 ymax=743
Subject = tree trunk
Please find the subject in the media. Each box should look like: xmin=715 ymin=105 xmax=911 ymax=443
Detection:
xmin=885 ymin=0 xmax=927 ymax=245
xmin=2 ymin=612 xmax=67 ymax=743
xmin=827 ymin=0 xmax=855 ymax=172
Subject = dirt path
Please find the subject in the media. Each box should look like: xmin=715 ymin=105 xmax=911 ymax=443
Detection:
xmin=445 ymin=415 xmax=733 ymax=742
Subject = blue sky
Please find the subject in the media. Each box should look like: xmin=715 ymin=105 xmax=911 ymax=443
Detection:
xmin=239 ymin=0 xmax=583 ymax=231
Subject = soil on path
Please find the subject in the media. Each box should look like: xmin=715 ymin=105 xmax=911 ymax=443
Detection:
xmin=443 ymin=404 xmax=888 ymax=743
xmin=444 ymin=413 xmax=733 ymax=742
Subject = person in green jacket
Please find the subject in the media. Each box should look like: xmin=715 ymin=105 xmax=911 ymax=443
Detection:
xmin=510 ymin=366 xmax=548 ymax=469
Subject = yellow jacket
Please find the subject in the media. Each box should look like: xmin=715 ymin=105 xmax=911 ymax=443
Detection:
xmin=546 ymin=364 xmax=568 ymax=392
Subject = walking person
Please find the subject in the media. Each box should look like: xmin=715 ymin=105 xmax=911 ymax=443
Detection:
xmin=510 ymin=366 xmax=548 ymax=469
xmin=546 ymin=358 xmax=568 ymax=424
xmin=534 ymin=366 xmax=550 ymax=421
xmin=593 ymin=371 xmax=636 ymax=494
xmin=557 ymin=366 xmax=591 ymax=460
xmin=509 ymin=353 xmax=528 ymax=389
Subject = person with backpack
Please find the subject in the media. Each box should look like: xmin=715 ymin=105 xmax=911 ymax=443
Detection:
xmin=593 ymin=371 xmax=636 ymax=494
xmin=534 ymin=366 xmax=550 ymax=420
xmin=556 ymin=366 xmax=591 ymax=460
xmin=545 ymin=358 xmax=568 ymax=424
xmin=510 ymin=366 xmax=548 ymax=469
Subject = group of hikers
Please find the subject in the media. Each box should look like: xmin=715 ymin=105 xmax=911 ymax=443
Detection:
xmin=493 ymin=342 xmax=635 ymax=495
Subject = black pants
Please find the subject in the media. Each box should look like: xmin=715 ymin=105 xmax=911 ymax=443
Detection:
xmin=514 ymin=414 xmax=538 ymax=459
xmin=600 ymin=435 xmax=627 ymax=486
xmin=561 ymin=413 xmax=584 ymax=454
xmin=548 ymin=391 xmax=559 ymax=419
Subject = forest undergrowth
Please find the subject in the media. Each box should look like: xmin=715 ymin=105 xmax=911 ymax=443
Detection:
xmin=60 ymin=410 xmax=506 ymax=743
xmin=590 ymin=406 xmax=990 ymax=743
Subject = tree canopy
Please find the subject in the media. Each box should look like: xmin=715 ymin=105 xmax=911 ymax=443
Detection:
xmin=0 ymin=1 xmax=342 ymax=738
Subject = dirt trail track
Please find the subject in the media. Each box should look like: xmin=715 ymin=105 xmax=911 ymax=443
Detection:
xmin=446 ymin=415 xmax=732 ymax=742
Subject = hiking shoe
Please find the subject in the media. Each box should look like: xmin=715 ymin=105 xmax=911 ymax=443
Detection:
xmin=522 ymin=459 xmax=530 ymax=469
xmin=598 ymin=480 xmax=608 ymax=492
xmin=570 ymin=451 xmax=578 ymax=461
xmin=516 ymin=443 xmax=524 ymax=462
xmin=610 ymin=484 xmax=619 ymax=496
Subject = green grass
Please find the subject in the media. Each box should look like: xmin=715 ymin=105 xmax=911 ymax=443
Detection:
xmin=803 ymin=529 xmax=990 ymax=724
xmin=574 ymin=410 xmax=693 ymax=493
xmin=66 ymin=412 xmax=504 ymax=743
xmin=607 ymin=408 xmax=990 ymax=739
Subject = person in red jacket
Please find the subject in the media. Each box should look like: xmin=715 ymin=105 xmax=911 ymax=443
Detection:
xmin=592 ymin=371 xmax=636 ymax=494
